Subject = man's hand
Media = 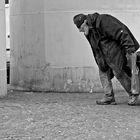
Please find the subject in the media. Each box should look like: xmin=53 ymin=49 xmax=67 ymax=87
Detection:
xmin=126 ymin=47 xmax=136 ymax=54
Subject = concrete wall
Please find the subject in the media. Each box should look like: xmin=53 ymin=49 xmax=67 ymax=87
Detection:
xmin=10 ymin=0 xmax=140 ymax=92
xmin=0 ymin=1 xmax=7 ymax=96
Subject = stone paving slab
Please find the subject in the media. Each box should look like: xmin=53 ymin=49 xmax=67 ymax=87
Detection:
xmin=0 ymin=90 xmax=140 ymax=140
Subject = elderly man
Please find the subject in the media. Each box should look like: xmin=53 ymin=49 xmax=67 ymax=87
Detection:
xmin=73 ymin=12 xmax=140 ymax=105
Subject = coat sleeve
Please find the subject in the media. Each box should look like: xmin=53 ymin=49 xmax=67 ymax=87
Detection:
xmin=98 ymin=15 xmax=139 ymax=53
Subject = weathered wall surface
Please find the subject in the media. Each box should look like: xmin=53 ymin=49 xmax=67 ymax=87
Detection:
xmin=10 ymin=0 xmax=140 ymax=92
xmin=0 ymin=1 xmax=7 ymax=96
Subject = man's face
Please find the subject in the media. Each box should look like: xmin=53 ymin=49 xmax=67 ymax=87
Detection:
xmin=79 ymin=20 xmax=89 ymax=35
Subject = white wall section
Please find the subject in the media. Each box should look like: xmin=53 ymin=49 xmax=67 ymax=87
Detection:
xmin=0 ymin=1 xmax=7 ymax=96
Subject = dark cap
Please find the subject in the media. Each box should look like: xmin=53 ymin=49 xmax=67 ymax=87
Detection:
xmin=73 ymin=14 xmax=87 ymax=28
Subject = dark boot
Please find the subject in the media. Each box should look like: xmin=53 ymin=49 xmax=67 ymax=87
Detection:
xmin=96 ymin=96 xmax=117 ymax=105
xmin=128 ymin=94 xmax=139 ymax=106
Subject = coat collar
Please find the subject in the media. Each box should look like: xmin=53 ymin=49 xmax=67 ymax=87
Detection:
xmin=87 ymin=13 xmax=99 ymax=29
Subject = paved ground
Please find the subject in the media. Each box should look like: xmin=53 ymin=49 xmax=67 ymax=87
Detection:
xmin=0 ymin=90 xmax=140 ymax=140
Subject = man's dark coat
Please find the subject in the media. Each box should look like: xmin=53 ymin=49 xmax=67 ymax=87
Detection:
xmin=85 ymin=13 xmax=139 ymax=78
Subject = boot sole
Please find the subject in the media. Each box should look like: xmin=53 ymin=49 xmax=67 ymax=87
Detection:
xmin=128 ymin=100 xmax=138 ymax=106
xmin=96 ymin=101 xmax=117 ymax=105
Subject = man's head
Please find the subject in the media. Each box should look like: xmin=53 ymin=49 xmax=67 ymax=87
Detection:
xmin=73 ymin=14 xmax=89 ymax=35
xmin=73 ymin=14 xmax=87 ymax=28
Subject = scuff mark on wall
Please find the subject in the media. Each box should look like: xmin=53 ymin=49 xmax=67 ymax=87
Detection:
xmin=11 ymin=61 xmax=123 ymax=92
xmin=11 ymin=64 xmax=105 ymax=92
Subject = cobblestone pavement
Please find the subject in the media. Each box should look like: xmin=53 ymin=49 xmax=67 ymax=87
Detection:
xmin=0 ymin=90 xmax=140 ymax=140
